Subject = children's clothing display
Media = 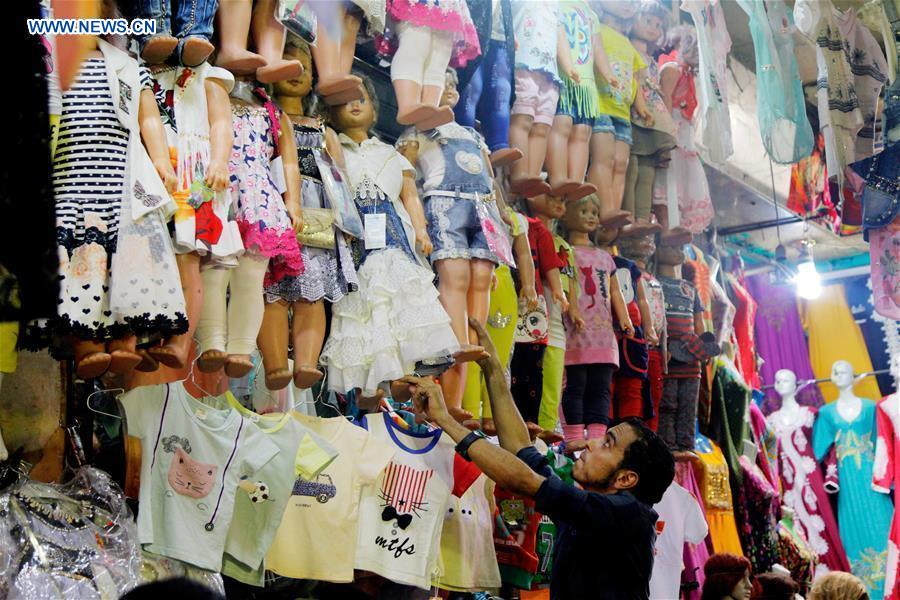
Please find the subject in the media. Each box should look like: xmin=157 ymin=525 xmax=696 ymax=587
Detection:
xmin=354 ymin=412 xmax=479 ymax=590
xmin=596 ymin=23 xmax=646 ymax=124
xmin=267 ymin=413 xmax=396 ymax=582
xmin=813 ymin=400 xmax=894 ymax=597
xmin=557 ymin=1 xmax=602 ymax=122
xmin=264 ymin=123 xmax=358 ymax=304
xmin=119 ymin=382 xmax=279 ymax=571
xmin=320 ymin=134 xmax=459 ymax=395
xmin=649 ymin=481 xmax=708 ymax=600
xmin=510 ymin=0 xmax=561 ymax=125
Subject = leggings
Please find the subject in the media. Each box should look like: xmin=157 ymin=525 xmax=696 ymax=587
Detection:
xmin=561 ymin=363 xmax=614 ymax=426
xmin=623 ymin=154 xmax=656 ymax=221
xmin=646 ymin=348 xmax=664 ymax=432
xmin=659 ymin=376 xmax=701 ymax=451
xmin=197 ymin=255 xmax=268 ymax=355
xmin=454 ymin=39 xmax=513 ymax=153
xmin=462 ymin=265 xmax=517 ymax=420
xmin=510 ymin=342 xmax=546 ymax=424
xmin=538 ymin=344 xmax=565 ymax=431
xmin=390 ymin=22 xmax=453 ymax=87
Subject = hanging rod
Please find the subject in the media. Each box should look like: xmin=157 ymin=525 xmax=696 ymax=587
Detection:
xmin=718 ymin=215 xmax=808 ymax=236
xmin=760 ymin=369 xmax=891 ymax=390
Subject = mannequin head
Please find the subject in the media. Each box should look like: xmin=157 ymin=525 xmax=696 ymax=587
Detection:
xmin=755 ymin=573 xmax=800 ymax=600
xmin=773 ymin=369 xmax=799 ymax=399
xmin=664 ymin=25 xmax=699 ymax=68
xmin=526 ymin=193 xmax=566 ymax=222
xmin=594 ymin=224 xmax=620 ymax=247
xmin=595 ymin=0 xmax=639 ymax=21
xmin=440 ymin=69 xmax=461 ymax=109
xmin=632 ymin=1 xmax=670 ymax=48
xmin=563 ymin=195 xmax=601 ymax=236
xmin=274 ymin=40 xmax=314 ymax=100
xmin=656 ymin=243 xmax=686 ymax=267
xmin=701 ymin=554 xmax=754 ymax=600
xmin=808 ymin=572 xmax=869 ymax=600
xmin=831 ymin=360 xmax=855 ymax=390
xmin=328 ymin=76 xmax=378 ymax=136
xmin=618 ymin=234 xmax=657 ymax=265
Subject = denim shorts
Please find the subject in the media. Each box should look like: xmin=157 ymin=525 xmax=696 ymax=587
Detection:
xmin=593 ymin=114 xmax=633 ymax=145
xmin=424 ymin=193 xmax=498 ymax=264
xmin=555 ymin=102 xmax=598 ymax=127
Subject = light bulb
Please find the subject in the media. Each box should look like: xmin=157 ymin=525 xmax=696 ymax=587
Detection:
xmin=794 ymin=260 xmax=822 ymax=299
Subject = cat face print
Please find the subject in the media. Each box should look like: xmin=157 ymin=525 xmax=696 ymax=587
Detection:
xmin=168 ymin=447 xmax=217 ymax=499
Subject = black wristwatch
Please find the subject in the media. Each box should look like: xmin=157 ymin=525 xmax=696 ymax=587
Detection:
xmin=455 ymin=430 xmax=487 ymax=461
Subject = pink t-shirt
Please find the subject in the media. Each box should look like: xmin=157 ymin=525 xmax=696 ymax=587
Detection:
xmin=565 ymin=245 xmax=619 ymax=367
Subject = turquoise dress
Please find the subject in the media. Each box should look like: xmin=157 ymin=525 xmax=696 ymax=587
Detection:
xmin=813 ymin=400 xmax=894 ymax=597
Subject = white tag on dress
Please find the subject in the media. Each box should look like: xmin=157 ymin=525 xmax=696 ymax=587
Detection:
xmin=364 ymin=213 xmax=387 ymax=250
xmin=270 ymin=156 xmax=287 ymax=194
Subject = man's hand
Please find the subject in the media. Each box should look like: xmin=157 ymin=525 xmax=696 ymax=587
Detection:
xmin=398 ymin=375 xmax=451 ymax=426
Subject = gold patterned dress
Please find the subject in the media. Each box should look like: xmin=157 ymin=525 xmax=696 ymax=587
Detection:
xmin=813 ymin=399 xmax=894 ymax=598
xmin=695 ymin=440 xmax=744 ymax=556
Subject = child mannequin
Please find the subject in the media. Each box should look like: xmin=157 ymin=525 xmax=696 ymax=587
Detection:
xmin=258 ymin=42 xmax=359 ymax=391
xmin=49 ymin=35 xmax=186 ymax=379
xmin=216 ymin=0 xmax=304 ymax=84
xmin=134 ymin=0 xmax=216 ymax=66
xmin=562 ymin=195 xmax=633 ymax=443
xmin=507 ymin=0 xmax=558 ymax=197
xmin=378 ymin=0 xmax=480 ymax=128
xmin=623 ymin=0 xmax=675 ymax=236
xmin=587 ymin=0 xmax=653 ymax=228
xmin=397 ymin=69 xmax=506 ymax=415
xmin=311 ymin=1 xmax=385 ymax=104
xmin=196 ymin=78 xmax=303 ymax=378
xmin=545 ymin=0 xmax=615 ymax=200
xmin=319 ymin=78 xmax=460 ymax=395
xmin=655 ymin=25 xmax=713 ymax=235
xmin=510 ymin=194 xmax=569 ymax=431
xmin=656 ymin=239 xmax=712 ymax=450
xmin=142 ymin=61 xmax=241 ymax=371
xmin=535 ymin=194 xmax=578 ymax=438
xmin=453 ymin=0 xmax=521 ymax=167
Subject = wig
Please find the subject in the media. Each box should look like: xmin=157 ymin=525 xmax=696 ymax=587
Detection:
xmin=700 ymin=553 xmax=753 ymax=600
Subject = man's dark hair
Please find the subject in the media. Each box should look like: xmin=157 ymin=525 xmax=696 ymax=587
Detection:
xmin=617 ymin=418 xmax=675 ymax=505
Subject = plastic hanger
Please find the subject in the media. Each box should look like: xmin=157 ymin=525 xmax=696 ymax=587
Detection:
xmin=85 ymin=387 xmax=124 ymax=420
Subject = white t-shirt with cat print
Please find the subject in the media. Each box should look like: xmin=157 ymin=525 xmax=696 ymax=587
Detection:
xmin=120 ymin=382 xmax=279 ymax=571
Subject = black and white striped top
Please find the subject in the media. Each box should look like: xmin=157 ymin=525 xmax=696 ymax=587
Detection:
xmin=53 ymin=58 xmax=151 ymax=243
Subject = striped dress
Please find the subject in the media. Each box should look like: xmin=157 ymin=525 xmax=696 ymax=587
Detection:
xmin=49 ymin=57 xmax=186 ymax=342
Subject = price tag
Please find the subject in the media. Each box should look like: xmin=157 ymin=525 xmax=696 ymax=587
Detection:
xmin=270 ymin=156 xmax=287 ymax=194
xmin=364 ymin=213 xmax=387 ymax=250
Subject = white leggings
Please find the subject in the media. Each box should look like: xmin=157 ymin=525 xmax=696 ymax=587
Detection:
xmin=390 ymin=22 xmax=453 ymax=87
xmin=197 ymin=255 xmax=269 ymax=356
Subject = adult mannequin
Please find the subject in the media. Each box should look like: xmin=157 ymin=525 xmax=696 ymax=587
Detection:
xmin=772 ymin=369 xmax=801 ymax=425
xmin=832 ymin=360 xmax=864 ymax=423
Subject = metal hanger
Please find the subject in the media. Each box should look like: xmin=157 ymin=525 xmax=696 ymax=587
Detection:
xmin=85 ymin=387 xmax=124 ymax=420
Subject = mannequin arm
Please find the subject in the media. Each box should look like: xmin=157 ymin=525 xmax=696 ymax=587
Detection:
xmin=513 ymin=232 xmax=538 ymax=311
xmin=138 ymin=88 xmax=177 ymax=192
xmin=659 ymin=63 xmax=679 ymax=112
xmin=397 ymin=138 xmax=420 ymax=165
xmin=694 ymin=313 xmax=705 ymax=336
xmin=557 ymin=24 xmax=578 ymax=83
xmin=611 ymin=281 xmax=634 ymax=337
xmin=567 ymin=275 xmax=584 ymax=332
xmin=632 ymin=70 xmax=653 ymax=124
xmin=401 ymin=172 xmax=432 ymax=255
xmin=592 ymin=32 xmax=618 ymax=87
xmin=636 ymin=279 xmax=657 ymax=345
xmin=545 ymin=268 xmax=569 ymax=312
xmin=205 ymin=78 xmax=232 ymax=191
xmin=324 ymin=127 xmax=347 ymax=169
xmin=278 ymin=112 xmax=303 ymax=233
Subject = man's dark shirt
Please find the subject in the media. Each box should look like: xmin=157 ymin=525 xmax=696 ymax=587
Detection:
xmin=517 ymin=446 xmax=659 ymax=600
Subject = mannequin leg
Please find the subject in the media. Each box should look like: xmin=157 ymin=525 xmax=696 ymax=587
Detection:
xmin=480 ymin=41 xmax=519 ymax=167
xmin=436 ymin=258 xmax=472 ymax=417
xmin=258 ymin=299 xmax=292 ymax=390
xmin=455 ymin=53 xmax=483 ymax=127
xmin=136 ymin=0 xmax=178 ymax=64
xmin=215 ymin=0 xmax=266 ymax=74
xmin=509 ymin=71 xmax=551 ymax=196
xmin=391 ymin=23 xmax=432 ymax=125
xmin=196 ymin=266 xmax=229 ymax=372
xmin=417 ymin=29 xmax=455 ymax=129
xmin=150 ymin=252 xmax=200 ymax=369
xmin=509 ymin=114 xmax=537 ymax=186
xmin=538 ymin=344 xmax=564 ymax=432
xmin=225 ymin=255 xmax=268 ymax=378
xmin=567 ymin=123 xmax=595 ymax=199
xmin=108 ymin=335 xmax=142 ymax=375
xmin=529 ymin=124 xmax=552 ymax=177
xmin=73 ymin=339 xmax=111 ymax=379
xmin=634 ymin=156 xmax=657 ymax=223
xmin=253 ymin=0 xmax=303 ymax=83
xmin=314 ymin=6 xmax=363 ymax=99
xmin=291 ymin=300 xmax=326 ymax=389
xmin=622 ymin=154 xmax=639 ymax=217
xmin=173 ymin=0 xmax=217 ymax=66
xmin=546 ymin=115 xmax=577 ymax=195
xmin=589 ymin=131 xmax=630 ymax=227
xmin=561 ymin=364 xmax=587 ymax=442
xmin=675 ymin=378 xmax=700 ymax=450
xmin=658 ymin=377 xmax=678 ymax=448
xmin=584 ymin=364 xmax=613 ymax=437
xmin=611 ymin=141 xmax=632 ymax=214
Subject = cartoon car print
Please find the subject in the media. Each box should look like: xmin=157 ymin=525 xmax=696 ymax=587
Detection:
xmin=292 ymin=473 xmax=336 ymax=504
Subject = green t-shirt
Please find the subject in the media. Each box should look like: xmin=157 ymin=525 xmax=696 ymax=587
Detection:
xmin=596 ymin=23 xmax=647 ymax=121
xmin=558 ymin=0 xmax=602 ymax=119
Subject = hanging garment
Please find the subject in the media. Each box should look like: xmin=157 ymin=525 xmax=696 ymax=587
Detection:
xmin=736 ymin=0 xmax=814 ymax=164
xmin=677 ymin=462 xmax=712 ymax=600
xmin=694 ymin=441 xmax=744 ymax=555
xmin=777 ymin=522 xmax=819 ymax=595
xmin=844 ymin=274 xmax=895 ymax=396
xmin=766 ymin=405 xmax=850 ymax=573
xmin=746 ymin=273 xmax=824 ymax=413
xmin=804 ymin=283 xmax=882 ymax=402
xmin=649 ymin=481 xmax=708 ymax=600
xmin=734 ymin=454 xmax=781 ymax=573
xmin=728 ymin=273 xmax=761 ymax=390
xmin=874 ymin=395 xmax=900 ymax=599
xmin=681 ymin=0 xmax=733 ymax=164
xmin=813 ymin=400 xmax=894 ymax=598
xmin=795 ymin=0 xmax=889 ymax=179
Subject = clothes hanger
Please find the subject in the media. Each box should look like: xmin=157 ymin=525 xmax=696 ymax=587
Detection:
xmin=85 ymin=387 xmax=124 ymax=420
